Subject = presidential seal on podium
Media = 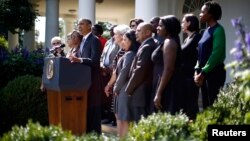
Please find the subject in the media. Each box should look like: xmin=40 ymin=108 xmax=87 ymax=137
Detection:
xmin=46 ymin=60 xmax=54 ymax=79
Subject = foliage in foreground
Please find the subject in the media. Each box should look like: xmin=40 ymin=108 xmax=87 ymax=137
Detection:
xmin=0 ymin=46 xmax=45 ymax=89
xmin=190 ymin=82 xmax=250 ymax=141
xmin=0 ymin=75 xmax=48 ymax=135
xmin=1 ymin=121 xmax=117 ymax=141
xmin=126 ymin=112 xmax=194 ymax=141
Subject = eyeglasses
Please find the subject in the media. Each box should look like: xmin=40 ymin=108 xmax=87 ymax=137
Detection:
xmin=52 ymin=42 xmax=61 ymax=45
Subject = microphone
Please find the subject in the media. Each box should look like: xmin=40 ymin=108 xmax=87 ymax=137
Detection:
xmin=50 ymin=44 xmax=65 ymax=53
xmin=59 ymin=44 xmax=65 ymax=48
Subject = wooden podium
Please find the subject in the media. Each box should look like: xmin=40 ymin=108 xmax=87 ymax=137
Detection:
xmin=42 ymin=57 xmax=91 ymax=135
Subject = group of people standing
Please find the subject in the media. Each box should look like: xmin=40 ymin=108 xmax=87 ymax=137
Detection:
xmin=44 ymin=1 xmax=226 ymax=138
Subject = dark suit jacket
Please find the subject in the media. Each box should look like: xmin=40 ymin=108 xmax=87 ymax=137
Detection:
xmin=125 ymin=37 xmax=156 ymax=107
xmin=80 ymin=33 xmax=101 ymax=69
xmin=80 ymin=33 xmax=102 ymax=134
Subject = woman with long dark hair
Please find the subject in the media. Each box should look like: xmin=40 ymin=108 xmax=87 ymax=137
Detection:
xmin=152 ymin=15 xmax=182 ymax=114
xmin=113 ymin=29 xmax=139 ymax=138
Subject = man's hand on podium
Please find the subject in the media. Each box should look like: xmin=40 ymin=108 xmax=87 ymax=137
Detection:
xmin=68 ymin=55 xmax=81 ymax=63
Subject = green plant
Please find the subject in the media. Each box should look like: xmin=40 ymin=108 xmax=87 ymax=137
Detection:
xmin=214 ymin=83 xmax=250 ymax=124
xmin=1 ymin=121 xmax=77 ymax=141
xmin=1 ymin=120 xmax=115 ymax=141
xmin=0 ymin=75 xmax=48 ymax=135
xmin=96 ymin=21 xmax=113 ymax=39
xmin=0 ymin=35 xmax=8 ymax=48
xmin=0 ymin=47 xmax=44 ymax=89
xmin=228 ymin=16 xmax=250 ymax=126
xmin=126 ymin=112 xmax=193 ymax=141
xmin=189 ymin=83 xmax=248 ymax=141
xmin=0 ymin=0 xmax=38 ymax=34
xmin=228 ymin=17 xmax=250 ymax=102
xmin=0 ymin=36 xmax=9 ymax=62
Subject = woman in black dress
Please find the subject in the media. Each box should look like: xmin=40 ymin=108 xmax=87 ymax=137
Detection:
xmin=151 ymin=15 xmax=182 ymax=114
xmin=180 ymin=14 xmax=201 ymax=119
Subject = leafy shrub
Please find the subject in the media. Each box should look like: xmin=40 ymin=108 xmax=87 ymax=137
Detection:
xmin=0 ymin=36 xmax=9 ymax=72
xmin=0 ymin=75 xmax=48 ymax=135
xmin=228 ymin=17 xmax=250 ymax=102
xmin=0 ymin=0 xmax=38 ymax=34
xmin=1 ymin=121 xmax=77 ymax=141
xmin=0 ymin=35 xmax=8 ymax=48
xmin=126 ymin=112 xmax=194 ymax=141
xmin=189 ymin=83 xmax=250 ymax=141
xmin=1 ymin=121 xmax=113 ymax=141
xmin=0 ymin=46 xmax=45 ymax=89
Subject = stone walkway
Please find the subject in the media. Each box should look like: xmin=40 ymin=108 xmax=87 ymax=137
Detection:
xmin=102 ymin=123 xmax=117 ymax=135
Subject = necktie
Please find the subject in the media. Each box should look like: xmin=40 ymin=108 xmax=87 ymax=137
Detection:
xmin=80 ymin=38 xmax=85 ymax=55
xmin=104 ymin=43 xmax=112 ymax=67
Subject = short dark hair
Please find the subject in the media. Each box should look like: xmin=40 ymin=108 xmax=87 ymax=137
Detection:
xmin=204 ymin=1 xmax=222 ymax=20
xmin=124 ymin=29 xmax=139 ymax=52
xmin=135 ymin=18 xmax=144 ymax=25
xmin=129 ymin=18 xmax=144 ymax=27
xmin=150 ymin=16 xmax=160 ymax=24
xmin=161 ymin=15 xmax=181 ymax=37
xmin=79 ymin=18 xmax=92 ymax=25
xmin=184 ymin=14 xmax=200 ymax=32
xmin=129 ymin=18 xmax=136 ymax=27
xmin=109 ymin=25 xmax=117 ymax=31
xmin=93 ymin=24 xmax=104 ymax=35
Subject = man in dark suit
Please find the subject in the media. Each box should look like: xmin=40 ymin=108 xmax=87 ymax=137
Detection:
xmin=69 ymin=18 xmax=102 ymax=134
xmin=125 ymin=23 xmax=156 ymax=122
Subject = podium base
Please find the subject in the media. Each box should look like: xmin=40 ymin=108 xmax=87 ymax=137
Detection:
xmin=47 ymin=90 xmax=87 ymax=135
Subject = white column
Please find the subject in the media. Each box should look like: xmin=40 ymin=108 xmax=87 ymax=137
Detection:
xmin=78 ymin=0 xmax=96 ymax=23
xmin=8 ymin=31 xmax=19 ymax=51
xmin=45 ymin=0 xmax=59 ymax=51
xmin=135 ymin=0 xmax=158 ymax=22
xmin=64 ymin=15 xmax=76 ymax=36
xmin=23 ymin=26 xmax=35 ymax=51
xmin=63 ymin=15 xmax=76 ymax=53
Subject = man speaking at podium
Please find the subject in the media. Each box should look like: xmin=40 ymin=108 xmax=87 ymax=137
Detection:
xmin=68 ymin=18 xmax=102 ymax=134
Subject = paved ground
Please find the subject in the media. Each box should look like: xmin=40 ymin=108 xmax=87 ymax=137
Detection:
xmin=102 ymin=123 xmax=117 ymax=135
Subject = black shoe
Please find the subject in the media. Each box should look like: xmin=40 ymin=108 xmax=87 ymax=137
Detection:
xmin=111 ymin=120 xmax=117 ymax=126
xmin=101 ymin=119 xmax=112 ymax=124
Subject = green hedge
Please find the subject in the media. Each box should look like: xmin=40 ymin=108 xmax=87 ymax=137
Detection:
xmin=0 ymin=47 xmax=44 ymax=89
xmin=126 ymin=112 xmax=193 ymax=141
xmin=0 ymin=75 xmax=48 ymax=135
xmin=189 ymin=83 xmax=250 ymax=141
xmin=1 ymin=121 xmax=114 ymax=141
